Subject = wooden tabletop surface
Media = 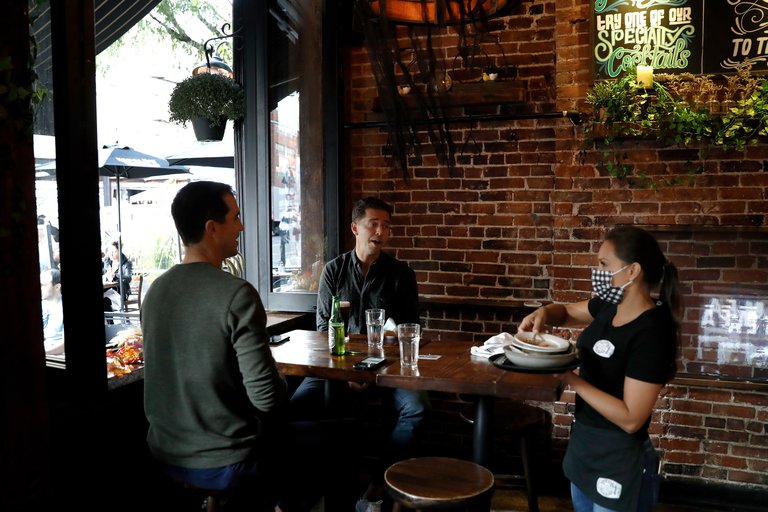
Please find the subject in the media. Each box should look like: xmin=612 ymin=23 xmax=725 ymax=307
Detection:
xmin=270 ymin=329 xmax=563 ymax=402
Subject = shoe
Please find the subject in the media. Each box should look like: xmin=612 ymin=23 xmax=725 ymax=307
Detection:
xmin=355 ymin=498 xmax=383 ymax=512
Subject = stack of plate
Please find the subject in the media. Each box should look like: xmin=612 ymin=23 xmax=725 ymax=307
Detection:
xmin=503 ymin=332 xmax=577 ymax=369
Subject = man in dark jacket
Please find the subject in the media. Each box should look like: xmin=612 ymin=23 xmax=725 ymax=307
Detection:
xmin=291 ymin=197 xmax=430 ymax=512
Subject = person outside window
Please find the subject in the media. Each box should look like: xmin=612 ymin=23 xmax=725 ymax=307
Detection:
xmin=102 ymin=240 xmax=132 ymax=309
xmin=519 ymin=226 xmax=681 ymax=512
xmin=290 ymin=196 xmax=431 ymax=512
xmin=40 ymin=268 xmax=64 ymax=355
xmin=278 ymin=205 xmax=298 ymax=268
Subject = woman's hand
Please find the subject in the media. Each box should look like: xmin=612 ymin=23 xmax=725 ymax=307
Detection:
xmin=554 ymin=367 xmax=580 ymax=384
xmin=519 ymin=307 xmax=548 ymax=333
xmin=519 ymin=301 xmax=591 ymax=333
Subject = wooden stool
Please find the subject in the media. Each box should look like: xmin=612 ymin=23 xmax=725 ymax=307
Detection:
xmin=384 ymin=456 xmax=495 ymax=511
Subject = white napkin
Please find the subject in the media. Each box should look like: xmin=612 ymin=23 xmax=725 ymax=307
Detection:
xmin=383 ymin=317 xmax=397 ymax=332
xmin=470 ymin=332 xmax=515 ymax=358
xmin=382 ymin=317 xmax=398 ymax=340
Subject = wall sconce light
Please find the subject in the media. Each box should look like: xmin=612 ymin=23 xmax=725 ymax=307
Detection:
xmin=191 ymin=23 xmax=240 ymax=78
xmin=192 ymin=51 xmax=233 ymax=78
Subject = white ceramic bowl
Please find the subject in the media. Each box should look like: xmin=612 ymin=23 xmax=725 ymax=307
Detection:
xmin=503 ymin=344 xmax=577 ymax=369
xmin=512 ymin=332 xmax=571 ymax=353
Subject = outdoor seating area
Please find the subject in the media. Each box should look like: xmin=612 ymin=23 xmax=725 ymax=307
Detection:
xmin=122 ymin=273 xmax=144 ymax=311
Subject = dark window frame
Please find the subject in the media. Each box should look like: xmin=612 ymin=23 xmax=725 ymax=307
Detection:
xmin=41 ymin=0 xmax=342 ymax=392
xmin=237 ymin=0 xmax=342 ymax=313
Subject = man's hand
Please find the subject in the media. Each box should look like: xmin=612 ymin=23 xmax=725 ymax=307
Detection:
xmin=348 ymin=381 xmax=369 ymax=393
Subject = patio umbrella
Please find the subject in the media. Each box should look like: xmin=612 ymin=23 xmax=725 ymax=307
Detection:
xmin=166 ymin=139 xmax=235 ymax=168
xmin=38 ymin=146 xmax=189 ymax=308
xmin=99 ymin=145 xmax=189 ymax=308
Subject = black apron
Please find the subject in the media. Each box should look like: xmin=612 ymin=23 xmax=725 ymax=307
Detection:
xmin=563 ymin=420 xmax=645 ymax=512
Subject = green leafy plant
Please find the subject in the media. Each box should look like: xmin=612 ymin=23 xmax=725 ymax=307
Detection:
xmin=715 ymin=80 xmax=768 ymax=150
xmin=586 ymin=73 xmax=640 ymax=124
xmin=168 ymin=72 xmax=244 ymax=127
xmin=0 ymin=1 xmax=48 ymax=134
xmin=647 ymin=81 xmax=713 ymax=146
xmin=584 ymin=65 xmax=768 ymax=188
xmin=585 ymin=73 xmax=652 ymax=144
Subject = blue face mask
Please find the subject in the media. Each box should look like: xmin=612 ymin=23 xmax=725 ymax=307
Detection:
xmin=591 ymin=264 xmax=633 ymax=304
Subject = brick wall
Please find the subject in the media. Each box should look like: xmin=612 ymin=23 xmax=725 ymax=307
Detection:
xmin=343 ymin=0 xmax=768 ymax=493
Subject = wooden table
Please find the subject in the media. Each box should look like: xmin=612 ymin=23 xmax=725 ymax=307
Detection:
xmin=271 ymin=329 xmax=564 ymax=465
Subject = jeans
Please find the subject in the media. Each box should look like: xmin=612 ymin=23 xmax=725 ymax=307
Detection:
xmin=160 ymin=457 xmax=274 ymax=512
xmin=571 ymin=484 xmax=619 ymax=512
xmin=389 ymin=387 xmax=431 ymax=459
xmin=570 ymin=438 xmax=661 ymax=512
xmin=289 ymin=377 xmax=430 ymax=461
xmin=160 ymin=418 xmax=359 ymax=512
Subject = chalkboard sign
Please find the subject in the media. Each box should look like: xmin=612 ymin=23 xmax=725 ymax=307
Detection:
xmin=592 ymin=0 xmax=768 ymax=79
xmin=703 ymin=0 xmax=768 ymax=73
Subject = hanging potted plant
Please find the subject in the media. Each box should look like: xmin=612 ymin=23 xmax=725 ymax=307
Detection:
xmin=168 ymin=73 xmax=245 ymax=141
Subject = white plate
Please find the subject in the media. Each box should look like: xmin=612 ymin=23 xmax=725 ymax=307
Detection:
xmin=503 ymin=344 xmax=577 ymax=369
xmin=512 ymin=332 xmax=571 ymax=353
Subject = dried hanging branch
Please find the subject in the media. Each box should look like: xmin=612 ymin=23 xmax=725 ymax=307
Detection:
xmin=353 ymin=0 xmax=521 ymax=181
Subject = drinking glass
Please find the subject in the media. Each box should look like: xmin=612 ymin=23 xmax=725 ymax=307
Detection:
xmin=340 ymin=300 xmax=351 ymax=329
xmin=397 ymin=323 xmax=420 ymax=370
xmin=365 ymin=309 xmax=385 ymax=349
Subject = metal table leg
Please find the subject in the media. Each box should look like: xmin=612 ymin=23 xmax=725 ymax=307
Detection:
xmin=473 ymin=395 xmax=494 ymax=466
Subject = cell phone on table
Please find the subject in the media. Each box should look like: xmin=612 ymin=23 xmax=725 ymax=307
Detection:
xmin=353 ymin=356 xmax=387 ymax=370
xmin=269 ymin=333 xmax=290 ymax=345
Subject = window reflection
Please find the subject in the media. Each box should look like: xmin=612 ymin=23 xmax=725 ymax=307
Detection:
xmin=268 ymin=0 xmax=326 ymax=295
xmin=271 ymin=93 xmax=301 ymax=281
xmin=698 ymin=297 xmax=768 ymax=372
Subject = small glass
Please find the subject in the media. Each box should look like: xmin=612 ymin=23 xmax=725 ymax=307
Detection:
xmin=365 ymin=309 xmax=385 ymax=349
xmin=397 ymin=323 xmax=421 ymax=370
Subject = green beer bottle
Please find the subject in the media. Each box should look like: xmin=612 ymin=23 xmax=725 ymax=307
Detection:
xmin=329 ymin=296 xmax=346 ymax=355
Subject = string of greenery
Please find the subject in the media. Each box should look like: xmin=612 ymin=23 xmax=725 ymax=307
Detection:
xmin=583 ymin=66 xmax=768 ymax=190
xmin=0 ymin=0 xmax=47 ymax=137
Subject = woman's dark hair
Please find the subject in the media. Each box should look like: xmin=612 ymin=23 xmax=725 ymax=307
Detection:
xmin=108 ymin=241 xmax=125 ymax=258
xmin=171 ymin=181 xmax=234 ymax=245
xmin=351 ymin=197 xmax=393 ymax=223
xmin=607 ymin=226 xmax=682 ymax=380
